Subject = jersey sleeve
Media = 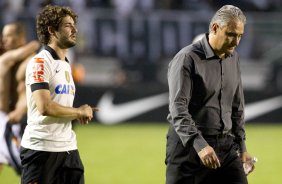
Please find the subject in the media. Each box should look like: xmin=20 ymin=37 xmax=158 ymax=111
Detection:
xmin=26 ymin=57 xmax=52 ymax=92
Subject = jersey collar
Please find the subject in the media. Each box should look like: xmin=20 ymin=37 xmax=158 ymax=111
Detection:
xmin=45 ymin=46 xmax=69 ymax=63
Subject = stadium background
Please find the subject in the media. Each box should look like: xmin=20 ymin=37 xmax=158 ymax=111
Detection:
xmin=1 ymin=0 xmax=282 ymax=183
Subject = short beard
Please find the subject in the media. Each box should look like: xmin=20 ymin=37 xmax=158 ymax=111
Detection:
xmin=59 ymin=37 xmax=76 ymax=49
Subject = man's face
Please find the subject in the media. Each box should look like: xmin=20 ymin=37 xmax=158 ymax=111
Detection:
xmin=2 ymin=24 xmax=21 ymax=51
xmin=214 ymin=20 xmax=244 ymax=56
xmin=56 ymin=16 xmax=77 ymax=49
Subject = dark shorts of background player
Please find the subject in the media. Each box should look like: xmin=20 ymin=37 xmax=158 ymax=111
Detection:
xmin=20 ymin=147 xmax=84 ymax=184
xmin=4 ymin=114 xmax=27 ymax=175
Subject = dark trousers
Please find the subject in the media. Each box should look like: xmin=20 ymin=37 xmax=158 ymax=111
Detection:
xmin=20 ymin=147 xmax=84 ymax=184
xmin=165 ymin=127 xmax=248 ymax=184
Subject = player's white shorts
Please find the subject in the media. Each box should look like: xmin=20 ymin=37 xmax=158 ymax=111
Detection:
xmin=0 ymin=111 xmax=21 ymax=174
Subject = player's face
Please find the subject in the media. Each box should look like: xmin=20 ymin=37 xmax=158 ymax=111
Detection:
xmin=215 ymin=20 xmax=244 ymax=56
xmin=2 ymin=24 xmax=20 ymax=51
xmin=56 ymin=16 xmax=77 ymax=49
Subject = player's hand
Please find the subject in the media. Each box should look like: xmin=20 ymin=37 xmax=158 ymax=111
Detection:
xmin=77 ymin=104 xmax=93 ymax=124
xmin=198 ymin=145 xmax=221 ymax=169
xmin=78 ymin=117 xmax=90 ymax=125
xmin=92 ymin=107 xmax=99 ymax=112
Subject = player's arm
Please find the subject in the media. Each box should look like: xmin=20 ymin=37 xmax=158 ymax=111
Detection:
xmin=32 ymin=88 xmax=93 ymax=123
xmin=0 ymin=40 xmax=40 ymax=72
xmin=8 ymin=81 xmax=27 ymax=123
xmin=28 ymin=55 xmax=93 ymax=124
xmin=0 ymin=69 xmax=6 ymax=110
xmin=8 ymin=59 xmax=30 ymax=123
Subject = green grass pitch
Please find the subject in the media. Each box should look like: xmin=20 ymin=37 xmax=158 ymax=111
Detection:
xmin=1 ymin=123 xmax=282 ymax=184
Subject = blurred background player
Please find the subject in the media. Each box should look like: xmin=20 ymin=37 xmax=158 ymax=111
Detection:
xmin=0 ymin=21 xmax=40 ymax=175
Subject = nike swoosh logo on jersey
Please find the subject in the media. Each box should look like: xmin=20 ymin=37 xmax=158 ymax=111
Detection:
xmin=96 ymin=92 xmax=282 ymax=124
xmin=55 ymin=69 xmax=61 ymax=73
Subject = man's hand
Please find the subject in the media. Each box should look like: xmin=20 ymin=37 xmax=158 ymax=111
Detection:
xmin=198 ymin=145 xmax=221 ymax=169
xmin=240 ymin=151 xmax=255 ymax=175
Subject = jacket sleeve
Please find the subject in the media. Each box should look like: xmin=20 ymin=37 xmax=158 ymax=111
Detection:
xmin=167 ymin=51 xmax=208 ymax=153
